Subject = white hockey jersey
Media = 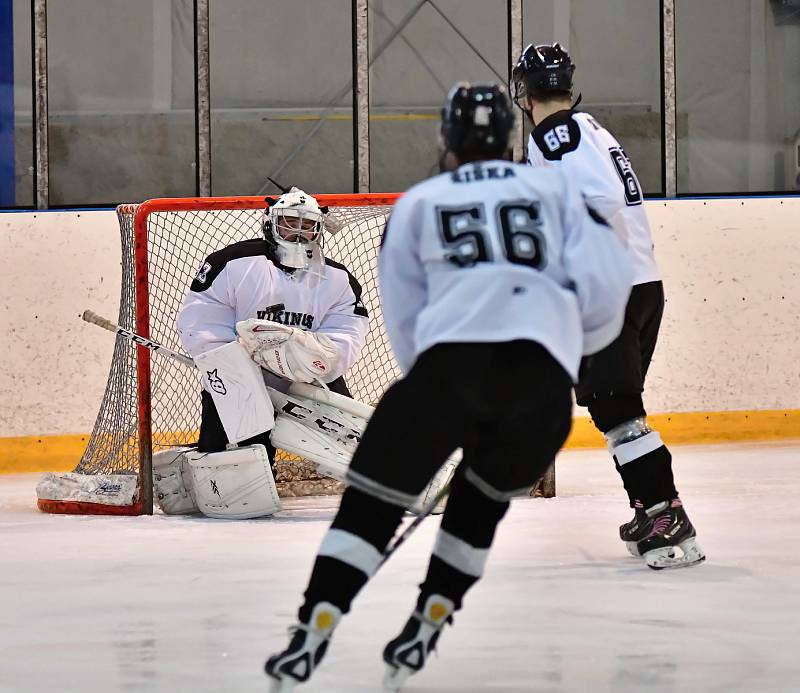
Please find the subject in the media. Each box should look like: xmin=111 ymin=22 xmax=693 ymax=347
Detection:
xmin=379 ymin=160 xmax=633 ymax=379
xmin=527 ymin=110 xmax=660 ymax=286
xmin=176 ymin=239 xmax=369 ymax=383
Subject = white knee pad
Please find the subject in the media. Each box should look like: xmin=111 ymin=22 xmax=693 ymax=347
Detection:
xmin=193 ymin=341 xmax=275 ymax=445
xmin=186 ymin=444 xmax=281 ymax=519
xmin=153 ymin=446 xmax=199 ymax=515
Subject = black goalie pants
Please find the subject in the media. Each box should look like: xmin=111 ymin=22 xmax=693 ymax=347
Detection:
xmin=298 ymin=340 xmax=573 ymax=623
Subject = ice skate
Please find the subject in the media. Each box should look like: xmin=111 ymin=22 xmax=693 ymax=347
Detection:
xmin=637 ymin=499 xmax=705 ymax=570
xmin=619 ymin=499 xmax=654 ymax=557
xmin=382 ymin=594 xmax=454 ymax=691
xmin=265 ymin=602 xmax=341 ymax=691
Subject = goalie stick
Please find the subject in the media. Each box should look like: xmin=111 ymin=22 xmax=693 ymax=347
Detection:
xmin=380 ymin=481 xmax=452 ymax=568
xmin=82 ymin=310 xmax=194 ymax=368
xmin=81 ymin=310 xmax=362 ymax=447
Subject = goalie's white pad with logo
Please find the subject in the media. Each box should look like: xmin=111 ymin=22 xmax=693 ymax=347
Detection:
xmin=193 ymin=341 xmax=275 ymax=445
xmin=268 ymin=384 xmax=459 ymax=514
xmin=269 ymin=384 xmax=373 ymax=480
xmin=269 ymin=388 xmax=368 ymax=453
xmin=186 ymin=444 xmax=281 ymax=519
xmin=271 ymin=415 xmax=352 ymax=482
xmin=152 ymin=447 xmax=198 ymax=515
xmin=237 ymin=319 xmax=341 ymax=383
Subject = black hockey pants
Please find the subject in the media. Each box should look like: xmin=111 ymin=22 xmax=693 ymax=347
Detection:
xmin=299 ymin=340 xmax=573 ymax=622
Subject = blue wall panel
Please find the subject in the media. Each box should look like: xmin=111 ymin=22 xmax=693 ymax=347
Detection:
xmin=0 ymin=0 xmax=15 ymax=206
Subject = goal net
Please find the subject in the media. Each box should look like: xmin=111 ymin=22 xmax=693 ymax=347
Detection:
xmin=37 ymin=194 xmax=402 ymax=515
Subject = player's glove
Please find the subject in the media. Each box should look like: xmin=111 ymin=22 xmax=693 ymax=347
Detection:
xmin=236 ymin=318 xmax=340 ymax=383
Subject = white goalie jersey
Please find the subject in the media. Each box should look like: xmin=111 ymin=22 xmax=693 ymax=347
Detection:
xmin=379 ymin=160 xmax=634 ymax=379
xmin=176 ymin=239 xmax=369 ymax=383
xmin=527 ymin=110 xmax=660 ymax=287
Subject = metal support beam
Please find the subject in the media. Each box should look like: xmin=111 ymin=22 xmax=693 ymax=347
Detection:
xmin=509 ymin=0 xmax=524 ymax=163
xmin=32 ymin=0 xmax=48 ymax=209
xmin=353 ymin=0 xmax=370 ymax=193
xmin=662 ymin=0 xmax=677 ymax=197
xmin=195 ymin=0 xmax=211 ymax=196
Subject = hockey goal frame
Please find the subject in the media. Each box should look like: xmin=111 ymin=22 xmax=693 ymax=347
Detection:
xmin=129 ymin=194 xmax=400 ymax=515
xmin=36 ymin=194 xmax=399 ymax=516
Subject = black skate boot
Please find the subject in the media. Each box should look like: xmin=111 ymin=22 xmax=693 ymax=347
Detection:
xmin=382 ymin=594 xmax=454 ymax=691
xmin=619 ymin=500 xmax=653 ymax=557
xmin=636 ymin=499 xmax=706 ymax=570
xmin=265 ymin=602 xmax=342 ymax=692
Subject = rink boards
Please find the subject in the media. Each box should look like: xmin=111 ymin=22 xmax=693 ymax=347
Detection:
xmin=1 ymin=197 xmax=799 ymax=472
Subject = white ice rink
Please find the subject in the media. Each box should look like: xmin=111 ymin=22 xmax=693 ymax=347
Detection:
xmin=2 ymin=441 xmax=799 ymax=693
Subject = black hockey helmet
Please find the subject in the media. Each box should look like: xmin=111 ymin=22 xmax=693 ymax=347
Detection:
xmin=510 ymin=42 xmax=575 ymax=106
xmin=440 ymin=83 xmax=515 ymax=161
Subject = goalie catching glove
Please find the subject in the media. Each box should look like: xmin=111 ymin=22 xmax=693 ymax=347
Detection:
xmin=236 ymin=318 xmax=340 ymax=383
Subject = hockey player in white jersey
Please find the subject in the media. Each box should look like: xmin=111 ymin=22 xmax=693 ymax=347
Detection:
xmin=512 ymin=43 xmax=705 ymax=569
xmin=264 ymin=84 xmax=633 ymax=691
xmin=167 ymin=189 xmax=369 ymax=517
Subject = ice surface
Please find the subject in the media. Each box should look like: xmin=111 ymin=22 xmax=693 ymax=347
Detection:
xmin=1 ymin=442 xmax=799 ymax=692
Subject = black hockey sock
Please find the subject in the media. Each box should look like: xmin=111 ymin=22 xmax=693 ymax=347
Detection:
xmin=299 ymin=487 xmax=405 ymax=622
xmin=417 ymin=555 xmax=478 ymax=612
xmin=613 ymin=457 xmax=637 ymax=507
xmin=617 ymin=445 xmax=678 ymax=509
xmin=417 ymin=473 xmax=510 ymax=611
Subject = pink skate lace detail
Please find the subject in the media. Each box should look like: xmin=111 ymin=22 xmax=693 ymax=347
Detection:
xmin=645 ymin=513 xmax=671 ymax=539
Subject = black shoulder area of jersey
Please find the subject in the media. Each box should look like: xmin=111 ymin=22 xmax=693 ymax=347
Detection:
xmin=324 ymin=257 xmax=369 ymax=317
xmin=531 ymin=109 xmax=582 ymax=161
xmin=190 ymin=238 xmax=270 ymax=292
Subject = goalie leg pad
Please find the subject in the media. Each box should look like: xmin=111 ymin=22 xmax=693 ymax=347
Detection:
xmin=287 ymin=382 xmax=374 ymax=421
xmin=270 ymin=415 xmax=351 ymax=482
xmin=153 ymin=446 xmax=199 ymax=515
xmin=193 ymin=341 xmax=275 ymax=445
xmin=269 ymin=387 xmax=368 ymax=453
xmin=187 ymin=444 xmax=281 ymax=519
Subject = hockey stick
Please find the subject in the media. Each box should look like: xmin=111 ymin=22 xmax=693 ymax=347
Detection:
xmin=82 ymin=310 xmax=195 ymax=367
xmin=81 ymin=309 xmax=364 ymax=433
xmin=380 ymin=481 xmax=452 ymax=568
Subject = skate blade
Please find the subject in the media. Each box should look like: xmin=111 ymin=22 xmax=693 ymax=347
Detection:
xmin=383 ymin=663 xmax=414 ymax=691
xmin=645 ymin=537 xmax=706 ymax=570
xmin=268 ymin=675 xmax=298 ymax=693
xmin=625 ymin=540 xmax=641 ymax=557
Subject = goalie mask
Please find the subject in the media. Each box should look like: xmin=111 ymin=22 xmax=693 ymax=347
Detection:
xmin=263 ymin=188 xmax=325 ymax=273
